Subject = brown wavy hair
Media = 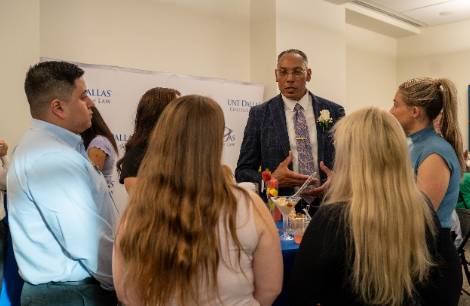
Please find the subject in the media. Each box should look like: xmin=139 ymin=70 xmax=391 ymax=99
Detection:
xmin=398 ymin=77 xmax=464 ymax=176
xmin=116 ymin=95 xmax=246 ymax=305
xmin=116 ymin=87 xmax=180 ymax=173
xmin=81 ymin=106 xmax=118 ymax=153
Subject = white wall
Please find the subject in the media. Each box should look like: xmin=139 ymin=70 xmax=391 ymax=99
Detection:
xmin=0 ymin=1 xmax=39 ymax=148
xmin=11 ymin=0 xmax=464 ymax=150
xmin=397 ymin=20 xmax=470 ymax=148
xmin=40 ymin=0 xmax=251 ymax=82
xmin=276 ymin=0 xmax=347 ymax=107
xmin=346 ymin=24 xmax=397 ymax=112
xmin=250 ymin=0 xmax=277 ymax=99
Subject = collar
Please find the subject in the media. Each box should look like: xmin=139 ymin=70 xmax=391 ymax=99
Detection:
xmin=282 ymin=92 xmax=310 ymax=112
xmin=32 ymin=119 xmax=85 ymax=152
xmin=408 ymin=125 xmax=436 ymax=144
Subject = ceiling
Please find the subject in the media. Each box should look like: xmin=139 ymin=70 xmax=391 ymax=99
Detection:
xmin=327 ymin=0 xmax=470 ymax=27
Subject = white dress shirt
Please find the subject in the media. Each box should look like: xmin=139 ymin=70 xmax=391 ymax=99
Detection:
xmin=7 ymin=119 xmax=117 ymax=288
xmin=0 ymin=156 xmax=7 ymax=220
xmin=282 ymin=93 xmax=318 ymax=176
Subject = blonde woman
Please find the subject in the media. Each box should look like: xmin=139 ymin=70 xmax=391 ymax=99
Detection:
xmin=113 ymin=95 xmax=283 ymax=306
xmin=290 ymin=108 xmax=461 ymax=305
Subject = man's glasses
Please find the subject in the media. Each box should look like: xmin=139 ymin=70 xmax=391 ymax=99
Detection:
xmin=276 ymin=68 xmax=306 ymax=78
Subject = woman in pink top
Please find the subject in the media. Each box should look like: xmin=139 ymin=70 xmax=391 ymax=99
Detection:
xmin=113 ymin=95 xmax=283 ymax=306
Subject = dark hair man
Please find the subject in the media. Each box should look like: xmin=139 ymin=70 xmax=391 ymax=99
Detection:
xmin=8 ymin=61 xmax=117 ymax=305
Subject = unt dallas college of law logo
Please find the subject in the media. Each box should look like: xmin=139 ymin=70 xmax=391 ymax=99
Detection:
xmin=226 ymin=98 xmax=260 ymax=113
xmin=224 ymin=127 xmax=236 ymax=147
xmin=86 ymin=88 xmax=112 ymax=104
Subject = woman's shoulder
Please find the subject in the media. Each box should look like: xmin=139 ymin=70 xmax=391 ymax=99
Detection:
xmin=89 ymin=135 xmax=113 ymax=149
xmin=316 ymin=202 xmax=347 ymax=217
xmin=121 ymin=145 xmax=146 ymax=164
xmin=311 ymin=202 xmax=349 ymax=233
xmin=422 ymin=134 xmax=456 ymax=158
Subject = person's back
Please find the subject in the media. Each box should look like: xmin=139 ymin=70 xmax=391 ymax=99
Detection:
xmin=116 ymin=87 xmax=180 ymax=193
xmin=407 ymin=125 xmax=460 ymax=228
xmin=210 ymin=187 xmax=259 ymax=306
xmin=113 ymin=95 xmax=282 ymax=306
xmin=290 ymin=108 xmax=461 ymax=306
xmin=291 ymin=203 xmax=457 ymax=306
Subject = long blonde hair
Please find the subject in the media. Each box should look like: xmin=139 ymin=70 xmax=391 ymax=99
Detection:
xmin=325 ymin=107 xmax=436 ymax=306
xmin=117 ymin=95 xmax=245 ymax=305
xmin=399 ymin=77 xmax=464 ymax=176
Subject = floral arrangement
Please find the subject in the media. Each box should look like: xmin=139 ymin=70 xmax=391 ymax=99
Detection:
xmin=317 ymin=109 xmax=333 ymax=131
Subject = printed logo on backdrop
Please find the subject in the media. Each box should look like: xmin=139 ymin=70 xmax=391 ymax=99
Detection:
xmin=224 ymin=127 xmax=236 ymax=147
xmin=226 ymin=98 xmax=260 ymax=113
xmin=114 ymin=133 xmax=129 ymax=151
xmin=86 ymin=88 xmax=113 ymax=104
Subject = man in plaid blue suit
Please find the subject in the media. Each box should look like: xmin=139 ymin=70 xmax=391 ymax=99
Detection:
xmin=235 ymin=49 xmax=345 ymax=207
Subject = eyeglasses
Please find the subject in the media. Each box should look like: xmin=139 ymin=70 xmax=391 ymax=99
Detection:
xmin=276 ymin=68 xmax=306 ymax=78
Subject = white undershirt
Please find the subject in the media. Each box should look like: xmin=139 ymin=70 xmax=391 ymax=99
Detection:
xmin=282 ymin=93 xmax=318 ymax=175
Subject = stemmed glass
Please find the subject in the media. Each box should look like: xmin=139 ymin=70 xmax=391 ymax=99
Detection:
xmin=270 ymin=196 xmax=300 ymax=240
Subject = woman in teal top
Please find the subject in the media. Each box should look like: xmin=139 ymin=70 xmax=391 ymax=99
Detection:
xmin=391 ymin=77 xmax=464 ymax=229
xmin=390 ymin=77 xmax=464 ymax=301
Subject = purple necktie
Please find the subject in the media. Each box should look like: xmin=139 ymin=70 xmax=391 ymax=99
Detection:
xmin=294 ymin=103 xmax=314 ymax=175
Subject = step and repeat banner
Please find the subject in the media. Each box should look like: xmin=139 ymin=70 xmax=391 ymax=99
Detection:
xmin=42 ymin=58 xmax=264 ymax=212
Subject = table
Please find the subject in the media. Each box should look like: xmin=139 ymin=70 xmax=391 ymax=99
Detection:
xmin=0 ymin=203 xmax=301 ymax=306
xmin=273 ymin=221 xmax=299 ymax=306
xmin=0 ymin=194 xmax=23 ymax=306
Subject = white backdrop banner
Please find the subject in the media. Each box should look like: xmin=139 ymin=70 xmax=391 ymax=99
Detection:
xmin=42 ymin=59 xmax=264 ymax=211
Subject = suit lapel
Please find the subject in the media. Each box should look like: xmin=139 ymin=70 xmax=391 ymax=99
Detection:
xmin=310 ymin=92 xmax=325 ymax=168
xmin=270 ymin=95 xmax=290 ymax=156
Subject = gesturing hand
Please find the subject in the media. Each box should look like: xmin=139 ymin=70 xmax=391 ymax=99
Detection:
xmin=301 ymin=161 xmax=333 ymax=197
xmin=272 ymin=152 xmax=315 ymax=188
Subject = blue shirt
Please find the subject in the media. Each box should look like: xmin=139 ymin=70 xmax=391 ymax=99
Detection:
xmin=7 ymin=119 xmax=118 ymax=288
xmin=408 ymin=125 xmax=460 ymax=228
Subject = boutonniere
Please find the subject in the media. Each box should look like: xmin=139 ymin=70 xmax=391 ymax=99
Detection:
xmin=317 ymin=109 xmax=333 ymax=131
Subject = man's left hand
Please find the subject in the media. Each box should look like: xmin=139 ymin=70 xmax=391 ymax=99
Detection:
xmin=301 ymin=161 xmax=333 ymax=197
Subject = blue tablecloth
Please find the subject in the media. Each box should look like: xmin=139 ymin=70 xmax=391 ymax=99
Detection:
xmin=0 ymin=193 xmax=23 ymax=306
xmin=273 ymin=221 xmax=299 ymax=306
xmin=0 ymin=207 xmax=300 ymax=306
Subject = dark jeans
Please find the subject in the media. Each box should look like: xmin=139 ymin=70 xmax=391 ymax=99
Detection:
xmin=21 ymin=280 xmax=117 ymax=306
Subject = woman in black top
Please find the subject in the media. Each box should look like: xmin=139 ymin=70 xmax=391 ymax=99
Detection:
xmin=290 ymin=108 xmax=461 ymax=306
xmin=117 ymin=87 xmax=180 ymax=193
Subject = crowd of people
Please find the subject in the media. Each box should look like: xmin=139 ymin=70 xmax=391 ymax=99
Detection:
xmin=0 ymin=48 xmax=467 ymax=305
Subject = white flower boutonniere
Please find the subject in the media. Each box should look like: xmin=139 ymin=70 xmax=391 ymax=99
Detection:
xmin=317 ymin=109 xmax=333 ymax=131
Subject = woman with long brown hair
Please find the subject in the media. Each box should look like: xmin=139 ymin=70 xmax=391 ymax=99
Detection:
xmin=81 ymin=106 xmax=118 ymax=188
xmin=113 ymin=95 xmax=282 ymax=306
xmin=116 ymin=87 xmax=180 ymax=193
xmin=290 ymin=108 xmax=461 ymax=305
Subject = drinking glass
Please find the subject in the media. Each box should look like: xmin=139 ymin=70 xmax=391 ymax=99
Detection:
xmin=270 ymin=196 xmax=300 ymax=240
xmin=290 ymin=214 xmax=310 ymax=244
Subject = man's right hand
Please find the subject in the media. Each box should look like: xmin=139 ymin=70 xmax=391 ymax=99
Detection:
xmin=272 ymin=152 xmax=310 ymax=188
